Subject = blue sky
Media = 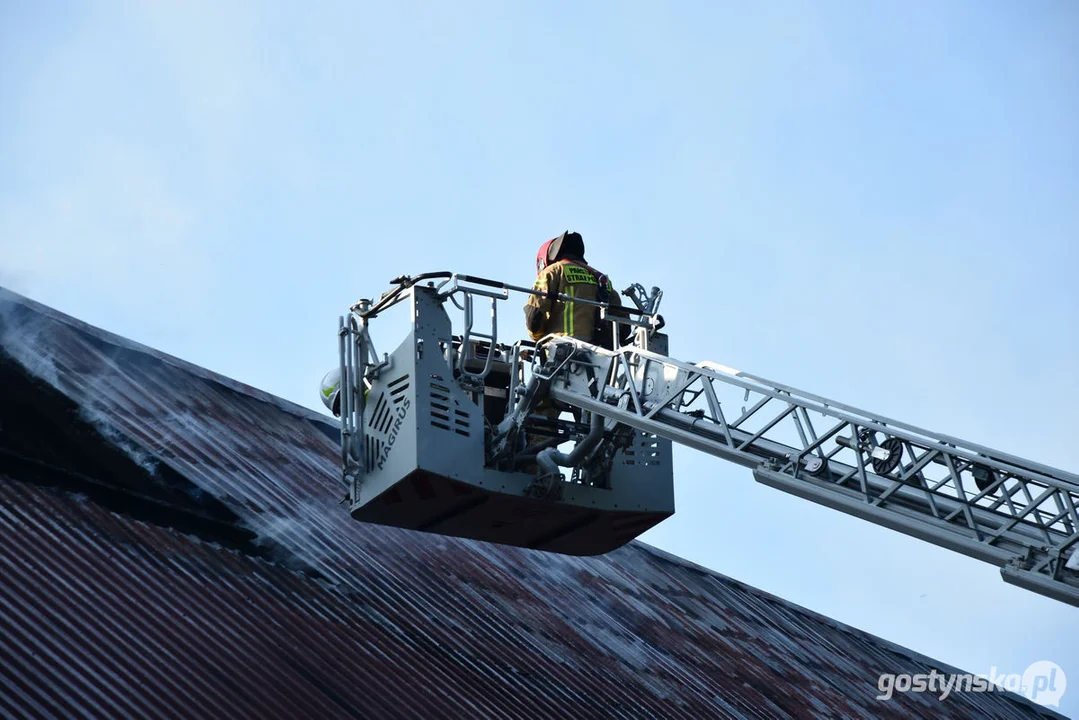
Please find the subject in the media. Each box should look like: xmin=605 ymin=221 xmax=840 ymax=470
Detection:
xmin=3 ymin=0 xmax=1078 ymax=714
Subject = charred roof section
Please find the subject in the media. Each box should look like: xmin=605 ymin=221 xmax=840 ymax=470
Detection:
xmin=0 ymin=286 xmax=1063 ymax=720
xmin=0 ymin=348 xmax=262 ymax=543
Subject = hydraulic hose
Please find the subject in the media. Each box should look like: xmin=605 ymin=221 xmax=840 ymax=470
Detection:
xmin=536 ymin=410 xmax=605 ymax=478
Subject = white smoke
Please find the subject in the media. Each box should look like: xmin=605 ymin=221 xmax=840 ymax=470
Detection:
xmin=77 ymin=403 xmax=163 ymax=477
xmin=0 ymin=302 xmax=61 ymax=388
xmin=245 ymin=505 xmax=330 ymax=570
xmin=2 ymin=293 xmax=334 ymax=572
xmin=0 ymin=299 xmax=161 ymax=477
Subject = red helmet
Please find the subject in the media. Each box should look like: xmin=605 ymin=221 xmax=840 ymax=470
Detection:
xmin=536 ymin=231 xmax=584 ymax=274
xmin=536 ymin=237 xmax=556 ymax=274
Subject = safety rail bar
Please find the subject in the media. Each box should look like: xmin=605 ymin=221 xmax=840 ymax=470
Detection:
xmin=349 ymin=271 xmax=662 ymax=323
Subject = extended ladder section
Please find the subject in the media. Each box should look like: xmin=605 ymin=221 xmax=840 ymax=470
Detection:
xmin=539 ymin=335 xmax=1079 ymax=607
xmin=337 ymin=271 xmax=1079 ymax=607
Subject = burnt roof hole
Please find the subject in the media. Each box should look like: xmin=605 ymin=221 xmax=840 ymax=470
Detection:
xmin=0 ymin=349 xmax=289 ymax=561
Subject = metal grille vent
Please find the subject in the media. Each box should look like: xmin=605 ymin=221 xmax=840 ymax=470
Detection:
xmin=429 ymin=381 xmax=470 ymax=437
xmin=364 ymin=374 xmax=411 ymax=470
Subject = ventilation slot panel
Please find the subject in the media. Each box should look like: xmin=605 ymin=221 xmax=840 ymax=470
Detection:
xmin=388 ymin=374 xmax=411 ymax=405
xmin=366 ymin=393 xmax=388 ymax=433
xmin=429 ymin=382 xmax=471 ymax=436
xmin=453 ymin=408 xmax=470 ymax=437
xmin=621 ymin=433 xmax=662 ymax=466
xmin=365 ymin=435 xmax=385 ymax=472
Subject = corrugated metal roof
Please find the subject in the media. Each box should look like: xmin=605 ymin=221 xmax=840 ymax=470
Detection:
xmin=0 ymin=286 xmax=1064 ymax=719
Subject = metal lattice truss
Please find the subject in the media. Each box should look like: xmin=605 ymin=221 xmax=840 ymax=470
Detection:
xmin=543 ymin=338 xmax=1079 ymax=607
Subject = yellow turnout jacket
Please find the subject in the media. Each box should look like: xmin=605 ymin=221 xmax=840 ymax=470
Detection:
xmin=523 ymin=259 xmax=621 ymax=342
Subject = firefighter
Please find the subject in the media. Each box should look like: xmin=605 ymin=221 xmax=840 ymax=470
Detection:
xmin=319 ymin=368 xmax=369 ymax=418
xmin=521 ymin=232 xmax=625 ymax=476
xmin=524 ymin=231 xmax=623 ymax=347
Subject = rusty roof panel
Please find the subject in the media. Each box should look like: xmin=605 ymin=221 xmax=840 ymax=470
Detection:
xmin=0 ymin=286 xmax=1063 ymax=719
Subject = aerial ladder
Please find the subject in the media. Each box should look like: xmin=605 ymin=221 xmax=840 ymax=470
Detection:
xmin=332 ymin=272 xmax=1079 ymax=608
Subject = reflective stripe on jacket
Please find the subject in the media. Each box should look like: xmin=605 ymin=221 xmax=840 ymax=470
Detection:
xmin=523 ymin=260 xmax=621 ymax=342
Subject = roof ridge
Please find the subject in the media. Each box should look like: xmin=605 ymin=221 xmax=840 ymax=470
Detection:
xmin=0 ymin=285 xmax=336 ymax=430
